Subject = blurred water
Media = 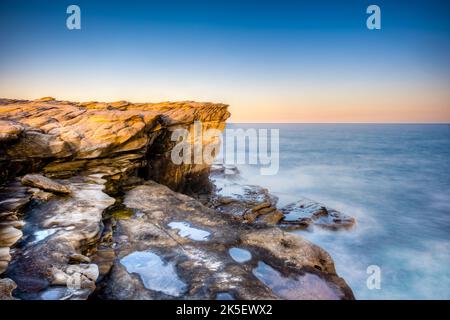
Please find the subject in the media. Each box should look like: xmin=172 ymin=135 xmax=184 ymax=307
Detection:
xmin=222 ymin=123 xmax=450 ymax=299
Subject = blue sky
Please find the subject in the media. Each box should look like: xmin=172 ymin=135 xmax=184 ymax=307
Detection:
xmin=0 ymin=0 xmax=449 ymax=122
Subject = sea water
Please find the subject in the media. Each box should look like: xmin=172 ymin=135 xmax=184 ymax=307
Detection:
xmin=222 ymin=124 xmax=450 ymax=299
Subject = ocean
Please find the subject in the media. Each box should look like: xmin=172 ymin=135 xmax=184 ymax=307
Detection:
xmin=220 ymin=123 xmax=450 ymax=299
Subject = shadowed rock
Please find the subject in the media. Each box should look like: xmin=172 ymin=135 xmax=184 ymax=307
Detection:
xmin=21 ymin=174 xmax=71 ymax=194
xmin=0 ymin=99 xmax=230 ymax=192
xmin=5 ymin=176 xmax=114 ymax=299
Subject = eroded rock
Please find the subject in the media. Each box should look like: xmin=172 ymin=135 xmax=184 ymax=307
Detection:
xmin=280 ymin=198 xmax=356 ymax=231
xmin=99 ymin=181 xmax=353 ymax=300
xmin=5 ymin=175 xmax=114 ymax=299
xmin=21 ymin=174 xmax=71 ymax=194
xmin=0 ymin=99 xmax=230 ymax=193
xmin=0 ymin=278 xmax=17 ymax=300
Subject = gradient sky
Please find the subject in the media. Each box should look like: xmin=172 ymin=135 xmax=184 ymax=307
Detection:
xmin=0 ymin=0 xmax=449 ymax=122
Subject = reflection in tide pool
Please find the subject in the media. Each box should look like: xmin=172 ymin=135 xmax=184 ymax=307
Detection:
xmin=168 ymin=221 xmax=210 ymax=241
xmin=229 ymin=247 xmax=252 ymax=263
xmin=120 ymin=251 xmax=187 ymax=297
xmin=252 ymin=261 xmax=342 ymax=300
xmin=216 ymin=292 xmax=235 ymax=300
xmin=39 ymin=287 xmax=68 ymax=300
xmin=31 ymin=228 xmax=58 ymax=244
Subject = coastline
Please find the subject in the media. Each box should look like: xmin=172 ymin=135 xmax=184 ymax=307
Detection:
xmin=0 ymin=98 xmax=354 ymax=300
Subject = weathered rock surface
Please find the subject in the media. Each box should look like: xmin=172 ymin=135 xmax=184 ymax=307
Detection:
xmin=208 ymin=165 xmax=279 ymax=223
xmin=0 ymin=98 xmax=229 ymax=192
xmin=99 ymin=181 xmax=353 ymax=300
xmin=280 ymin=198 xmax=356 ymax=231
xmin=0 ymin=278 xmax=17 ymax=300
xmin=0 ymin=182 xmax=30 ymax=275
xmin=5 ymin=175 xmax=114 ymax=299
xmin=21 ymin=174 xmax=71 ymax=194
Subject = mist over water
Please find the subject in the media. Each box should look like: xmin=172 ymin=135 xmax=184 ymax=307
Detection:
xmin=223 ymin=124 xmax=450 ymax=299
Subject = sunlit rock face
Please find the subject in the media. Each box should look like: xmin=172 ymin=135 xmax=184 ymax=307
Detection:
xmin=0 ymin=98 xmax=230 ymax=192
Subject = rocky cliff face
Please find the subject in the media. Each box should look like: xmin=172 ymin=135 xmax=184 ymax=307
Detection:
xmin=0 ymin=97 xmax=354 ymax=300
xmin=0 ymin=98 xmax=229 ymax=192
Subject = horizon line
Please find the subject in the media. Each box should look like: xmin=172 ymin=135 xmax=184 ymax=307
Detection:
xmin=228 ymin=122 xmax=450 ymax=125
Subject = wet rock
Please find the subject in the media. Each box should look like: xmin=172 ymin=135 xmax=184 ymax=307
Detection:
xmin=252 ymin=262 xmax=345 ymax=300
xmin=91 ymin=247 xmax=115 ymax=280
xmin=251 ymin=202 xmax=271 ymax=212
xmin=240 ymin=228 xmax=336 ymax=274
xmin=210 ymin=163 xmax=239 ymax=177
xmin=257 ymin=210 xmax=284 ymax=225
xmin=280 ymin=198 xmax=356 ymax=231
xmin=99 ymin=181 xmax=353 ymax=300
xmin=5 ymin=176 xmax=114 ymax=299
xmin=0 ymin=278 xmax=17 ymax=300
xmin=208 ymin=164 xmax=285 ymax=225
xmin=211 ymin=182 xmax=278 ymax=219
xmin=21 ymin=174 xmax=71 ymax=194
xmin=28 ymin=188 xmax=55 ymax=201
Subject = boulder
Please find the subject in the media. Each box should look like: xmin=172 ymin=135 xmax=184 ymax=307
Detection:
xmin=21 ymin=174 xmax=71 ymax=194
xmin=0 ymin=278 xmax=17 ymax=300
xmin=280 ymin=198 xmax=355 ymax=231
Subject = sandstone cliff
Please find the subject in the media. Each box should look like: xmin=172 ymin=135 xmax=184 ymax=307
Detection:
xmin=0 ymin=98 xmax=229 ymax=193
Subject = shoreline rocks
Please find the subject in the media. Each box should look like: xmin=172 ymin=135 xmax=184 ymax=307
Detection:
xmin=0 ymin=98 xmax=355 ymax=300
xmin=280 ymin=198 xmax=356 ymax=231
xmin=99 ymin=181 xmax=354 ymax=300
xmin=21 ymin=174 xmax=71 ymax=194
xmin=209 ymin=163 xmax=356 ymax=231
xmin=4 ymin=176 xmax=114 ymax=299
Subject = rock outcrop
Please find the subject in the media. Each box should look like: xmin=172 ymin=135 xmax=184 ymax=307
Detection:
xmin=100 ymin=181 xmax=353 ymax=300
xmin=209 ymin=163 xmax=355 ymax=230
xmin=280 ymin=198 xmax=356 ymax=230
xmin=0 ymin=98 xmax=229 ymax=192
xmin=0 ymin=97 xmax=354 ymax=300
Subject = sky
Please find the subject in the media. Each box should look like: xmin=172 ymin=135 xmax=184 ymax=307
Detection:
xmin=0 ymin=0 xmax=449 ymax=123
